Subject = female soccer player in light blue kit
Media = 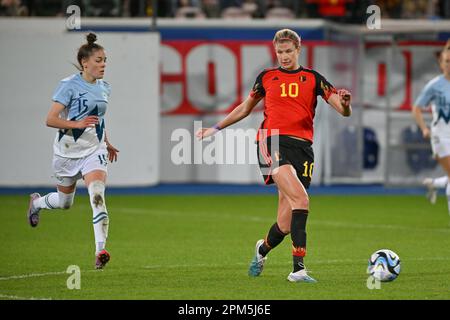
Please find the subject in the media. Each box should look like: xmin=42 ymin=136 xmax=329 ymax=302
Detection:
xmin=413 ymin=40 xmax=450 ymax=219
xmin=27 ymin=33 xmax=119 ymax=269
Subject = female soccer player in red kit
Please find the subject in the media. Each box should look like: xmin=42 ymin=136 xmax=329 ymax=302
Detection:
xmin=196 ymin=29 xmax=352 ymax=282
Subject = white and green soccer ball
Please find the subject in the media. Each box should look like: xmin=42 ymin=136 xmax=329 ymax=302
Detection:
xmin=367 ymin=249 xmax=401 ymax=282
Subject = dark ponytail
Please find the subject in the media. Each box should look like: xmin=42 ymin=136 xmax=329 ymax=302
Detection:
xmin=75 ymin=32 xmax=104 ymax=71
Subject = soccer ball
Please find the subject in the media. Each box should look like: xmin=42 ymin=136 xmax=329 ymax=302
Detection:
xmin=367 ymin=249 xmax=401 ymax=282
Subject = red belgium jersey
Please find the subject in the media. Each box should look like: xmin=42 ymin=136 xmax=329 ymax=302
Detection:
xmin=250 ymin=66 xmax=337 ymax=143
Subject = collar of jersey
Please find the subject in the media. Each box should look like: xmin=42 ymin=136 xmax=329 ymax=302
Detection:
xmin=77 ymin=72 xmax=99 ymax=86
xmin=277 ymin=66 xmax=303 ymax=74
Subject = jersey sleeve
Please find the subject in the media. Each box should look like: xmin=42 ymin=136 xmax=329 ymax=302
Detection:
xmin=249 ymin=70 xmax=266 ymax=98
xmin=52 ymin=80 xmax=73 ymax=107
xmin=414 ymin=81 xmax=435 ymax=108
xmin=315 ymin=72 xmax=337 ymax=102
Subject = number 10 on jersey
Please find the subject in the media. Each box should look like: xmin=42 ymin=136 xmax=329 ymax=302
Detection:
xmin=280 ymin=83 xmax=299 ymax=98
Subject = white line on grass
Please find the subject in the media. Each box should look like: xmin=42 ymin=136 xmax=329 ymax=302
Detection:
xmin=113 ymin=207 xmax=271 ymax=222
xmin=313 ymin=220 xmax=450 ymax=234
xmin=0 ymin=269 xmax=97 ymax=282
xmin=0 ymin=294 xmax=52 ymax=300
xmin=1 ymin=256 xmax=449 ymax=283
xmin=0 ymin=271 xmax=66 ymax=281
xmin=114 ymin=206 xmax=450 ymax=233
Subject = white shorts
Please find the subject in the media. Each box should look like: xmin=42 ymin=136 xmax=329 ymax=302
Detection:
xmin=52 ymin=147 xmax=108 ymax=187
xmin=431 ymin=135 xmax=450 ymax=159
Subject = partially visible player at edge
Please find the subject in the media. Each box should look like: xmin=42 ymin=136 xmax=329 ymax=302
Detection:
xmin=413 ymin=39 xmax=450 ymax=219
xmin=27 ymin=33 xmax=119 ymax=269
xmin=196 ymin=29 xmax=352 ymax=282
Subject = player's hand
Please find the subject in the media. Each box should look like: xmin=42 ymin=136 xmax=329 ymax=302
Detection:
xmin=106 ymin=142 xmax=119 ymax=163
xmin=76 ymin=116 xmax=99 ymax=128
xmin=195 ymin=127 xmax=219 ymax=140
xmin=338 ymin=89 xmax=351 ymax=107
xmin=422 ymin=127 xmax=431 ymax=139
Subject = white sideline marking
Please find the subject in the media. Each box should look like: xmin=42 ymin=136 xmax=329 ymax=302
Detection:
xmin=0 ymin=270 xmax=97 ymax=282
xmin=113 ymin=207 xmax=271 ymax=223
xmin=0 ymin=271 xmax=66 ymax=281
xmin=313 ymin=220 xmax=450 ymax=234
xmin=115 ymin=206 xmax=450 ymax=233
xmin=1 ymin=257 xmax=449 ymax=283
xmin=0 ymin=294 xmax=52 ymax=300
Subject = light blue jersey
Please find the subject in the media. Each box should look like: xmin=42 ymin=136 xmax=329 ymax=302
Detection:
xmin=52 ymin=73 xmax=111 ymax=158
xmin=415 ymin=75 xmax=450 ymax=137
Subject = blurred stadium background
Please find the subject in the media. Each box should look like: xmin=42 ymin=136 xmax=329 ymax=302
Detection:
xmin=1 ymin=0 xmax=450 ymax=301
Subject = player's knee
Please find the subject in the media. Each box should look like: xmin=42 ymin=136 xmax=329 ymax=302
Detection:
xmin=291 ymin=194 xmax=309 ymax=210
xmin=58 ymin=192 xmax=75 ymax=210
xmin=301 ymin=196 xmax=309 ymax=209
xmin=88 ymin=180 xmax=106 ymax=210
xmin=61 ymin=202 xmax=72 ymax=210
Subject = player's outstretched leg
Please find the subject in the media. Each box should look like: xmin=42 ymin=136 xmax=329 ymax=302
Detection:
xmin=248 ymin=239 xmax=267 ymax=277
xmin=27 ymin=189 xmax=76 ymax=227
xmin=248 ymin=222 xmax=288 ymax=277
xmin=27 ymin=193 xmax=41 ymax=227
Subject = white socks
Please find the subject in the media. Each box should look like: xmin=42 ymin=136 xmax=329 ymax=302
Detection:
xmin=32 ymin=181 xmax=110 ymax=254
xmin=34 ymin=191 xmax=75 ymax=210
xmin=88 ymin=180 xmax=109 ymax=254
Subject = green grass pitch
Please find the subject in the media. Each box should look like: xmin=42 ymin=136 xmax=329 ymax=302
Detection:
xmin=1 ymin=193 xmax=449 ymax=300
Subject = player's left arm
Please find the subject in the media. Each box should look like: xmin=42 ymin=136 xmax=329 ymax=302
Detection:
xmin=315 ymin=72 xmax=351 ymax=117
xmin=104 ymin=131 xmax=119 ymax=163
xmin=327 ymin=89 xmax=352 ymax=117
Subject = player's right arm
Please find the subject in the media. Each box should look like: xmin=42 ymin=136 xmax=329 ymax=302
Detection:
xmin=195 ymin=94 xmax=262 ymax=140
xmin=412 ymin=105 xmax=430 ymax=139
xmin=412 ymin=80 xmax=435 ymax=139
xmin=46 ymin=102 xmax=99 ymax=130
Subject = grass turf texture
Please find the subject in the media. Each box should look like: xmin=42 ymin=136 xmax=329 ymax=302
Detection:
xmin=0 ymin=194 xmax=449 ymax=300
